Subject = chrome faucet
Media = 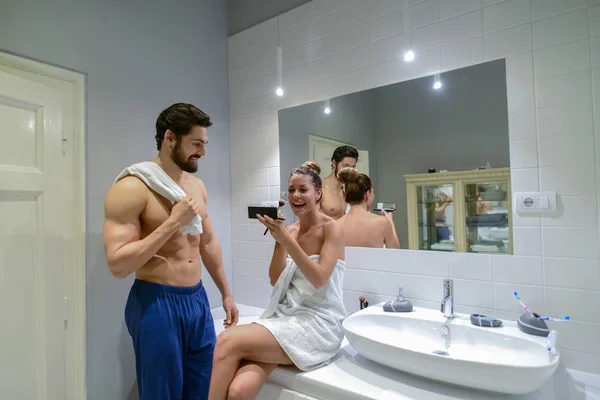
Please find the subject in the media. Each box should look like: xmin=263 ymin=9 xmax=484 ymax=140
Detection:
xmin=441 ymin=279 xmax=454 ymax=318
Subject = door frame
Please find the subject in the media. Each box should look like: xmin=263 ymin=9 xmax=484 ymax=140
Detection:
xmin=0 ymin=50 xmax=87 ymax=399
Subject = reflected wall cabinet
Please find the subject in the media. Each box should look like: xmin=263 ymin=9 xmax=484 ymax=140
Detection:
xmin=405 ymin=168 xmax=512 ymax=254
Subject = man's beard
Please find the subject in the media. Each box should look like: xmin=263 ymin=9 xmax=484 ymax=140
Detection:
xmin=172 ymin=142 xmax=200 ymax=173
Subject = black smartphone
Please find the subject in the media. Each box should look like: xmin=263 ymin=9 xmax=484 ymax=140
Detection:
xmin=373 ymin=202 xmax=397 ymax=212
xmin=247 ymin=206 xmax=284 ymax=220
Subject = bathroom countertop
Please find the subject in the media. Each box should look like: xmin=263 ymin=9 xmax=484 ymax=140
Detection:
xmin=211 ymin=305 xmax=598 ymax=400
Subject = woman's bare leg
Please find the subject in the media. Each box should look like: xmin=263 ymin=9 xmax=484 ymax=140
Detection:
xmin=226 ymin=360 xmax=278 ymax=400
xmin=208 ymin=323 xmax=292 ymax=400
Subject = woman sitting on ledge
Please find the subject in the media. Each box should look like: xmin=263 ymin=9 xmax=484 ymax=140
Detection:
xmin=208 ymin=161 xmax=347 ymax=400
xmin=338 ymin=167 xmax=400 ymax=249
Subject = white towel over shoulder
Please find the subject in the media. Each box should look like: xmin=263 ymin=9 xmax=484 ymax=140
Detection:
xmin=113 ymin=161 xmax=203 ymax=235
xmin=255 ymin=255 xmax=347 ymax=371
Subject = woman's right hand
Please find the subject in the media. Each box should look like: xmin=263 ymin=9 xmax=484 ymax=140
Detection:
xmin=169 ymin=195 xmax=200 ymax=227
xmin=381 ymin=209 xmax=394 ymax=224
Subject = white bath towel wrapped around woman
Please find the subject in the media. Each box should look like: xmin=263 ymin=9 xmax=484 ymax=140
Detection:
xmin=254 ymin=254 xmax=347 ymax=371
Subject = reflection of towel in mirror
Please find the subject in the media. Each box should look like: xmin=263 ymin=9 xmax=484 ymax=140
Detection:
xmin=113 ymin=161 xmax=203 ymax=235
xmin=256 ymin=255 xmax=347 ymax=371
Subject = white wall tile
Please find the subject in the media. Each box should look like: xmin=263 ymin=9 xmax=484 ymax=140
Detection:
xmin=511 ymin=168 xmax=540 ymax=191
xmin=513 ymin=226 xmax=542 ymax=256
xmin=232 ymin=258 xmax=251 ymax=277
xmin=449 ymin=253 xmax=493 ymax=280
xmin=229 ymin=84 xmax=246 ymax=104
xmin=228 ymin=18 xmax=278 ymax=52
xmin=560 ymin=350 xmax=600 ymax=376
xmin=532 ymin=8 xmax=589 ymax=49
xmin=278 ymin=0 xmax=361 ymax=33
xmin=542 ymin=196 xmax=599 ymax=227
xmin=536 ymin=99 xmax=594 ymax=138
xmin=440 ymin=10 xmax=482 ymax=46
xmin=371 ymin=34 xmax=405 ymax=64
xmin=232 ymin=241 xmax=250 ymax=259
xmin=508 ymin=108 xmax=536 ymax=140
xmin=410 ymin=275 xmax=444 ymax=302
xmin=387 ymin=47 xmax=442 ymax=84
xmin=231 ymin=186 xmax=249 ymax=206
xmin=591 ymin=4 xmax=600 ymax=37
xmin=505 ymin=52 xmax=534 ymax=84
xmin=410 ymin=251 xmax=450 ymax=276
xmin=250 ymin=259 xmax=270 ymax=279
xmin=534 ymin=39 xmax=591 ymax=79
xmin=545 ymin=287 xmax=600 ymax=323
xmin=312 ymin=45 xmax=370 ymax=81
xmin=484 ymin=24 xmax=532 ymax=61
xmin=543 ymin=227 xmax=600 ymax=258
xmin=250 ymin=241 xmax=273 ymax=261
xmin=535 ymin=70 xmax=592 ymax=109
xmin=249 ymin=168 xmax=270 ymax=187
xmin=453 ymin=279 xmax=495 ymax=308
xmin=531 ymin=0 xmax=587 ymax=21
xmin=369 ymin=10 xmax=403 ymax=42
xmin=440 ymin=0 xmax=482 ymax=20
xmin=544 ymin=257 xmax=600 ymax=290
xmin=231 ymin=206 xmax=247 ymax=224
xmin=552 ymin=321 xmax=600 ymax=355
xmin=507 ymin=80 xmax=535 ymax=111
xmin=268 ymin=167 xmax=280 ymax=186
xmin=232 ymin=224 xmax=250 ymax=242
xmin=345 ymin=268 xmax=379 ymax=293
xmin=538 ymin=134 xmax=595 ymax=167
xmin=540 ymin=165 xmax=597 ymax=196
xmin=440 ymin=36 xmax=483 ymax=71
xmin=248 ymin=186 xmax=269 ymax=205
xmin=483 ymin=0 xmax=531 ymax=35
xmin=493 ymin=255 xmax=544 ymax=285
xmin=412 ymin=22 xmax=440 ymax=51
xmin=375 ymin=272 xmax=412 ymax=297
xmin=494 ymin=282 xmax=545 ymax=313
xmin=509 ymin=139 xmax=538 ymax=168
xmin=347 ymin=247 xmax=412 ymax=273
xmin=410 ymin=0 xmax=440 ymax=29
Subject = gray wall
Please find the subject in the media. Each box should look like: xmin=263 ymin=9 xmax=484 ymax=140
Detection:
xmin=278 ymin=90 xmax=379 ymax=221
xmin=375 ymin=60 xmax=510 ymax=248
xmin=0 ymin=1 xmax=231 ymax=399
xmin=228 ymin=0 xmax=311 ymax=35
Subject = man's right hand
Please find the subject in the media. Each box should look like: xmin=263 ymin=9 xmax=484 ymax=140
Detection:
xmin=169 ymin=195 xmax=201 ymax=228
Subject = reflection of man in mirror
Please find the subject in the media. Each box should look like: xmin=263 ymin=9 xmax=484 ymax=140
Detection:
xmin=321 ymin=145 xmax=359 ymax=219
xmin=434 ymin=189 xmax=452 ymax=242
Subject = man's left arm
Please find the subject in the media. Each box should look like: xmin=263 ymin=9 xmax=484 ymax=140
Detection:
xmin=198 ymin=181 xmax=239 ymax=328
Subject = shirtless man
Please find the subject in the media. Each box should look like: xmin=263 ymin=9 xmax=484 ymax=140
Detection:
xmin=320 ymin=145 xmax=359 ymax=219
xmin=103 ymin=103 xmax=238 ymax=400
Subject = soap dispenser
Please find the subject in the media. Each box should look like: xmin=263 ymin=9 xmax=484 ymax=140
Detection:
xmin=383 ymin=287 xmax=413 ymax=312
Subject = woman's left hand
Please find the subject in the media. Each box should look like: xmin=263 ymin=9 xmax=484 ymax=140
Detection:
xmin=257 ymin=214 xmax=289 ymax=244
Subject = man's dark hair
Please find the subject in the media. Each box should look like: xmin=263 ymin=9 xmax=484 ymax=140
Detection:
xmin=155 ymin=103 xmax=213 ymax=150
xmin=331 ymin=145 xmax=359 ymax=164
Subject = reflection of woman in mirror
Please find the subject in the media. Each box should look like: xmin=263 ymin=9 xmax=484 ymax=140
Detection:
xmin=434 ymin=189 xmax=452 ymax=242
xmin=477 ymin=184 xmax=493 ymax=214
xmin=208 ymin=161 xmax=347 ymax=400
xmin=337 ymin=167 xmax=400 ymax=248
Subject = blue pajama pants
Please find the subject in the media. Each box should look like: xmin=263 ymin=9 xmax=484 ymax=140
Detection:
xmin=125 ymin=279 xmax=216 ymax=400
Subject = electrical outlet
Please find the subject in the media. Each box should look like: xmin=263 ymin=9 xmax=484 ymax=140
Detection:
xmin=515 ymin=192 xmax=557 ymax=215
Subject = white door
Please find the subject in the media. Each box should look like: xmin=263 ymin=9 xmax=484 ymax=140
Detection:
xmin=309 ymin=135 xmax=369 ymax=178
xmin=0 ymin=70 xmax=67 ymax=398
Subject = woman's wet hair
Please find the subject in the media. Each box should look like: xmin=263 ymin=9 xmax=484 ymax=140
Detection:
xmin=337 ymin=167 xmax=372 ymax=204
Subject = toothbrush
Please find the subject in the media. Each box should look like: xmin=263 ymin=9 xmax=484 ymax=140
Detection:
xmin=513 ymin=292 xmax=532 ymax=313
xmin=538 ymin=316 xmax=570 ymax=321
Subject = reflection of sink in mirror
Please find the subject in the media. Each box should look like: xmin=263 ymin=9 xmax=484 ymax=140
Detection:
xmin=342 ymin=305 xmax=559 ymax=395
xmin=278 ymin=59 xmax=511 ymax=253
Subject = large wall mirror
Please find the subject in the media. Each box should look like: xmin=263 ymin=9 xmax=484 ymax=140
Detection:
xmin=278 ymin=59 xmax=512 ymax=254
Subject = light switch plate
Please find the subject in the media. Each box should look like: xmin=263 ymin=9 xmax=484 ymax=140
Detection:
xmin=514 ymin=191 xmax=557 ymax=215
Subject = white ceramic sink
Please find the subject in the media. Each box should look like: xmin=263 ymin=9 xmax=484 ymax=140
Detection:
xmin=342 ymin=304 xmax=559 ymax=395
